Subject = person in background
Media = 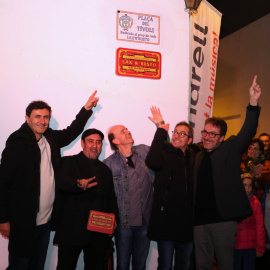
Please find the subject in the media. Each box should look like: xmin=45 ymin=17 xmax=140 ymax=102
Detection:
xmin=259 ymin=133 xmax=270 ymax=160
xmin=256 ymin=135 xmax=270 ymax=269
xmin=241 ymin=138 xmax=265 ymax=180
xmin=240 ymin=137 xmax=270 ymax=270
xmin=234 ymin=173 xmax=265 ymax=270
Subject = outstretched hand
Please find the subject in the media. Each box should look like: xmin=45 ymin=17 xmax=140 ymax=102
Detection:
xmin=84 ymin=90 xmax=99 ymax=110
xmin=148 ymin=106 xmax=164 ymax=125
xmin=77 ymin=176 xmax=98 ymax=190
xmin=249 ymin=75 xmax=261 ymax=106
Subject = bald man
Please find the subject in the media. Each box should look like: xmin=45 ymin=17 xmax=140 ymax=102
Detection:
xmin=104 ymin=108 xmax=163 ymax=270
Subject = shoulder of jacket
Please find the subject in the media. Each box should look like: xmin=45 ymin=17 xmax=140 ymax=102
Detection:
xmin=61 ymin=153 xmax=79 ymax=163
xmin=100 ymin=161 xmax=111 ymax=172
xmin=103 ymin=151 xmax=118 ymax=163
xmin=133 ymin=144 xmax=149 ymax=153
xmin=7 ymin=125 xmax=36 ymax=147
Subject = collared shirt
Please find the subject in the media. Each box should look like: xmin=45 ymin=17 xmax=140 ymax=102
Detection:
xmin=119 ymin=151 xmax=152 ymax=226
xmin=103 ymin=144 xmax=154 ymax=228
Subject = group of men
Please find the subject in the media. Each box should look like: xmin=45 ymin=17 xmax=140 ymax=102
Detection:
xmin=0 ymin=75 xmax=262 ymax=270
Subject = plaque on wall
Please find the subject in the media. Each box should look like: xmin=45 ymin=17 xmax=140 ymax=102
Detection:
xmin=116 ymin=48 xmax=161 ymax=79
xmin=117 ymin=10 xmax=160 ymax=45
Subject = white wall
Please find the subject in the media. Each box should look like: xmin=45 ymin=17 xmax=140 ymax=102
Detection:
xmin=0 ymin=0 xmax=190 ymax=269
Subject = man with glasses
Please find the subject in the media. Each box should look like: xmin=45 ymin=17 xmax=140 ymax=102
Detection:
xmin=145 ymin=118 xmax=194 ymax=270
xmin=194 ymin=75 xmax=262 ymax=270
xmin=259 ymin=133 xmax=270 ymax=160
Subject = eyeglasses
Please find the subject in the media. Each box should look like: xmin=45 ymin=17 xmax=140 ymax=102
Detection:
xmin=172 ymin=130 xmax=189 ymax=138
xmin=201 ymin=130 xmax=222 ymax=138
xmin=260 ymin=140 xmax=269 ymax=143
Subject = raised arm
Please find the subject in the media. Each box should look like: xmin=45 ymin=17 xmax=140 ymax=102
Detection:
xmin=52 ymin=90 xmax=100 ymax=148
xmin=236 ymin=75 xmax=262 ymax=152
xmin=145 ymin=125 xmax=170 ymax=171
xmin=84 ymin=90 xmax=99 ymax=110
xmin=158 ymin=123 xmax=170 ymax=132
xmin=148 ymin=106 xmax=164 ymax=125
xmin=249 ymin=75 xmax=261 ymax=106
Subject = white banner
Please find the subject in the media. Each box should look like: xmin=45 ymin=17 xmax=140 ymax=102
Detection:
xmin=188 ymin=0 xmax=222 ymax=143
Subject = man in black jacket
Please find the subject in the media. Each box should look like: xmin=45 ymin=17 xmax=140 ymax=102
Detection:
xmin=194 ymin=76 xmax=262 ymax=270
xmin=0 ymin=91 xmax=99 ymax=270
xmin=55 ymin=129 xmax=119 ymax=270
xmin=145 ymin=120 xmax=194 ymax=270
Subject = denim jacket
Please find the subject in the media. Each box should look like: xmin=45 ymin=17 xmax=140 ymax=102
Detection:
xmin=104 ymin=144 xmax=154 ymax=228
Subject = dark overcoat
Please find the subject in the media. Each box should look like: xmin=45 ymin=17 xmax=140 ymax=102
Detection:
xmin=54 ymin=152 xmax=119 ymax=246
xmin=146 ymin=128 xmax=194 ymax=241
xmin=0 ymin=107 xmax=92 ymax=257
xmin=194 ymin=106 xmax=260 ymax=221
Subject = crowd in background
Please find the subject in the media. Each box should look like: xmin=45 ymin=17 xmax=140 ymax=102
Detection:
xmin=238 ymin=133 xmax=270 ymax=269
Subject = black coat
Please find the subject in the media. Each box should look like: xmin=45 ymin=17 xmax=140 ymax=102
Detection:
xmin=0 ymin=107 xmax=92 ymax=257
xmin=194 ymin=106 xmax=260 ymax=222
xmin=54 ymin=152 xmax=119 ymax=246
xmin=145 ymin=128 xmax=194 ymax=241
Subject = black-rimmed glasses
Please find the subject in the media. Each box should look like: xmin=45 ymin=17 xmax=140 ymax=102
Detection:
xmin=172 ymin=130 xmax=189 ymax=138
xmin=201 ymin=130 xmax=221 ymax=138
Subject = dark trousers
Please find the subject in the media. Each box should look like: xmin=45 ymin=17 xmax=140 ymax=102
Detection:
xmin=234 ymin=249 xmax=256 ymax=270
xmin=157 ymin=240 xmax=193 ymax=270
xmin=57 ymin=241 xmax=107 ymax=270
xmin=7 ymin=221 xmax=51 ymax=270
xmin=194 ymin=221 xmax=237 ymax=270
